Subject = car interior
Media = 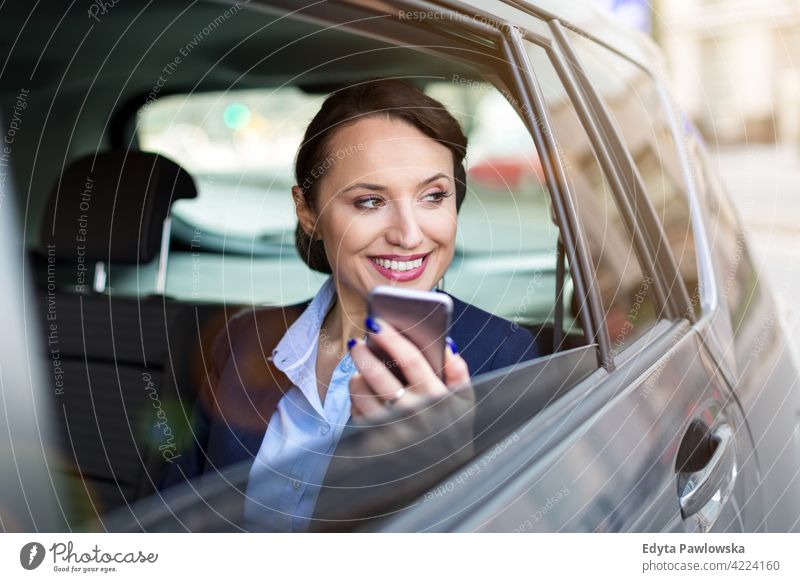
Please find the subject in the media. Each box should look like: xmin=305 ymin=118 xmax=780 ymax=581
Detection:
xmin=3 ymin=0 xmax=596 ymax=528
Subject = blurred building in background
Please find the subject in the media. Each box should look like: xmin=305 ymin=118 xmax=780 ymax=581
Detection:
xmin=597 ymin=0 xmax=800 ymax=145
xmin=654 ymin=0 xmax=800 ymax=144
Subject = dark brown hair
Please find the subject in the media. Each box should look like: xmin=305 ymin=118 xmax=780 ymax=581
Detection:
xmin=294 ymin=78 xmax=468 ymax=274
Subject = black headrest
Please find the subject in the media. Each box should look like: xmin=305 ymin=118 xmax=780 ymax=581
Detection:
xmin=40 ymin=151 xmax=197 ymax=264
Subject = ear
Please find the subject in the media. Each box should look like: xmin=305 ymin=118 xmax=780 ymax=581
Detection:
xmin=292 ymin=185 xmax=320 ymax=240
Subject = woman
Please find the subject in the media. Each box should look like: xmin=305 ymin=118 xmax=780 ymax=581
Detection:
xmin=159 ymin=79 xmax=539 ymax=531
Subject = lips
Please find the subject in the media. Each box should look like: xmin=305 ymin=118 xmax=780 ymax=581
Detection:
xmin=368 ymin=251 xmax=430 ymax=282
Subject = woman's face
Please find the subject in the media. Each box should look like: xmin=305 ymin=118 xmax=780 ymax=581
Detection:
xmin=295 ymin=116 xmax=458 ymax=300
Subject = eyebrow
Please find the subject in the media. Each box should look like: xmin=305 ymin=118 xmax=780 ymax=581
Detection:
xmin=341 ymin=172 xmax=450 ymax=194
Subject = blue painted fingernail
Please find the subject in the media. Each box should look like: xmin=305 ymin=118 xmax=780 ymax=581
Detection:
xmin=446 ymin=336 xmax=458 ymax=355
xmin=347 ymin=338 xmax=357 ymax=350
xmin=365 ymin=316 xmax=381 ymax=333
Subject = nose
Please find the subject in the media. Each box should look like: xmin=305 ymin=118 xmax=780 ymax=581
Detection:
xmin=385 ymin=199 xmax=424 ymax=250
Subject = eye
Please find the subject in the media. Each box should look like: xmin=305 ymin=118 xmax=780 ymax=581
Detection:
xmin=422 ymin=190 xmax=449 ymax=204
xmin=355 ymin=195 xmax=385 ymax=210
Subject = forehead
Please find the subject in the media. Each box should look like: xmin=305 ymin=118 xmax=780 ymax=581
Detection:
xmin=326 ymin=116 xmax=454 ymax=175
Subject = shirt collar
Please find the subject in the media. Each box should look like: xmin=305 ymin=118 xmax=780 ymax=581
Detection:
xmin=271 ymin=275 xmax=337 ymax=386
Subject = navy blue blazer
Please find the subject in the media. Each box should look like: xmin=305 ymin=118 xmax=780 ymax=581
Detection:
xmin=158 ymin=290 xmax=539 ymax=491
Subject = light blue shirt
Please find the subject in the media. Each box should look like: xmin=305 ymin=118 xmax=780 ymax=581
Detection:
xmin=243 ymin=275 xmax=361 ymax=532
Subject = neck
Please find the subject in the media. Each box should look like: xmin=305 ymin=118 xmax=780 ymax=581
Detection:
xmin=320 ymin=280 xmax=368 ymax=357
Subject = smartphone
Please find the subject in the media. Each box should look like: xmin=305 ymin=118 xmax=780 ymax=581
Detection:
xmin=365 ymin=285 xmax=453 ymax=385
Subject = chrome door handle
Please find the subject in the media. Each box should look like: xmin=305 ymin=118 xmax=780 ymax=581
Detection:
xmin=677 ymin=424 xmax=736 ymax=529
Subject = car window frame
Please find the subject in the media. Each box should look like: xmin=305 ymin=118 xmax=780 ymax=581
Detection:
xmin=503 ymin=22 xmax=659 ymax=371
xmin=491 ymin=7 xmax=707 ymax=376
xmin=550 ymin=22 xmax=697 ymax=327
xmin=490 ymin=26 xmax=609 ymax=368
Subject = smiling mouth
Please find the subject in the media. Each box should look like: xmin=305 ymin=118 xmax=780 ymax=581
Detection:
xmin=367 ymin=251 xmax=431 ymax=281
xmin=368 ymin=254 xmax=427 ymax=272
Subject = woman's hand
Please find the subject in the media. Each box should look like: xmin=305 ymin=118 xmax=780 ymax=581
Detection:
xmin=318 ymin=318 xmax=476 ymax=524
xmin=347 ymin=316 xmax=471 ymax=418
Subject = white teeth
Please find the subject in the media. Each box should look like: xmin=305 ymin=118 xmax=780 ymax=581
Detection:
xmin=370 ymin=256 xmax=425 ymax=271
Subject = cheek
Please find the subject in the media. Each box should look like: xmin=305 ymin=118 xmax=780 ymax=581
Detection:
xmin=423 ymin=209 xmax=458 ymax=246
xmin=322 ymin=210 xmax=380 ymax=261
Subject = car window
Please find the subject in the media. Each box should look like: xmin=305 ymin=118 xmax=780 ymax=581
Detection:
xmin=524 ymin=41 xmax=664 ymax=359
xmin=566 ymin=31 xmax=701 ymax=319
xmin=135 ymin=78 xmax=580 ymax=346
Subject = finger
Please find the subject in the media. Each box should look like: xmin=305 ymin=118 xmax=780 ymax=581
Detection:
xmin=443 ymin=340 xmax=471 ymax=392
xmin=364 ymin=316 xmax=445 ymax=397
xmin=349 ymin=338 xmax=405 ymax=401
xmin=348 ymin=371 xmax=385 ymax=417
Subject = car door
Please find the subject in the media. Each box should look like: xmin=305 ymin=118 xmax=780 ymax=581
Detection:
xmin=553 ymin=19 xmax=763 ymax=531
xmin=373 ymin=0 xmax=760 ymax=533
